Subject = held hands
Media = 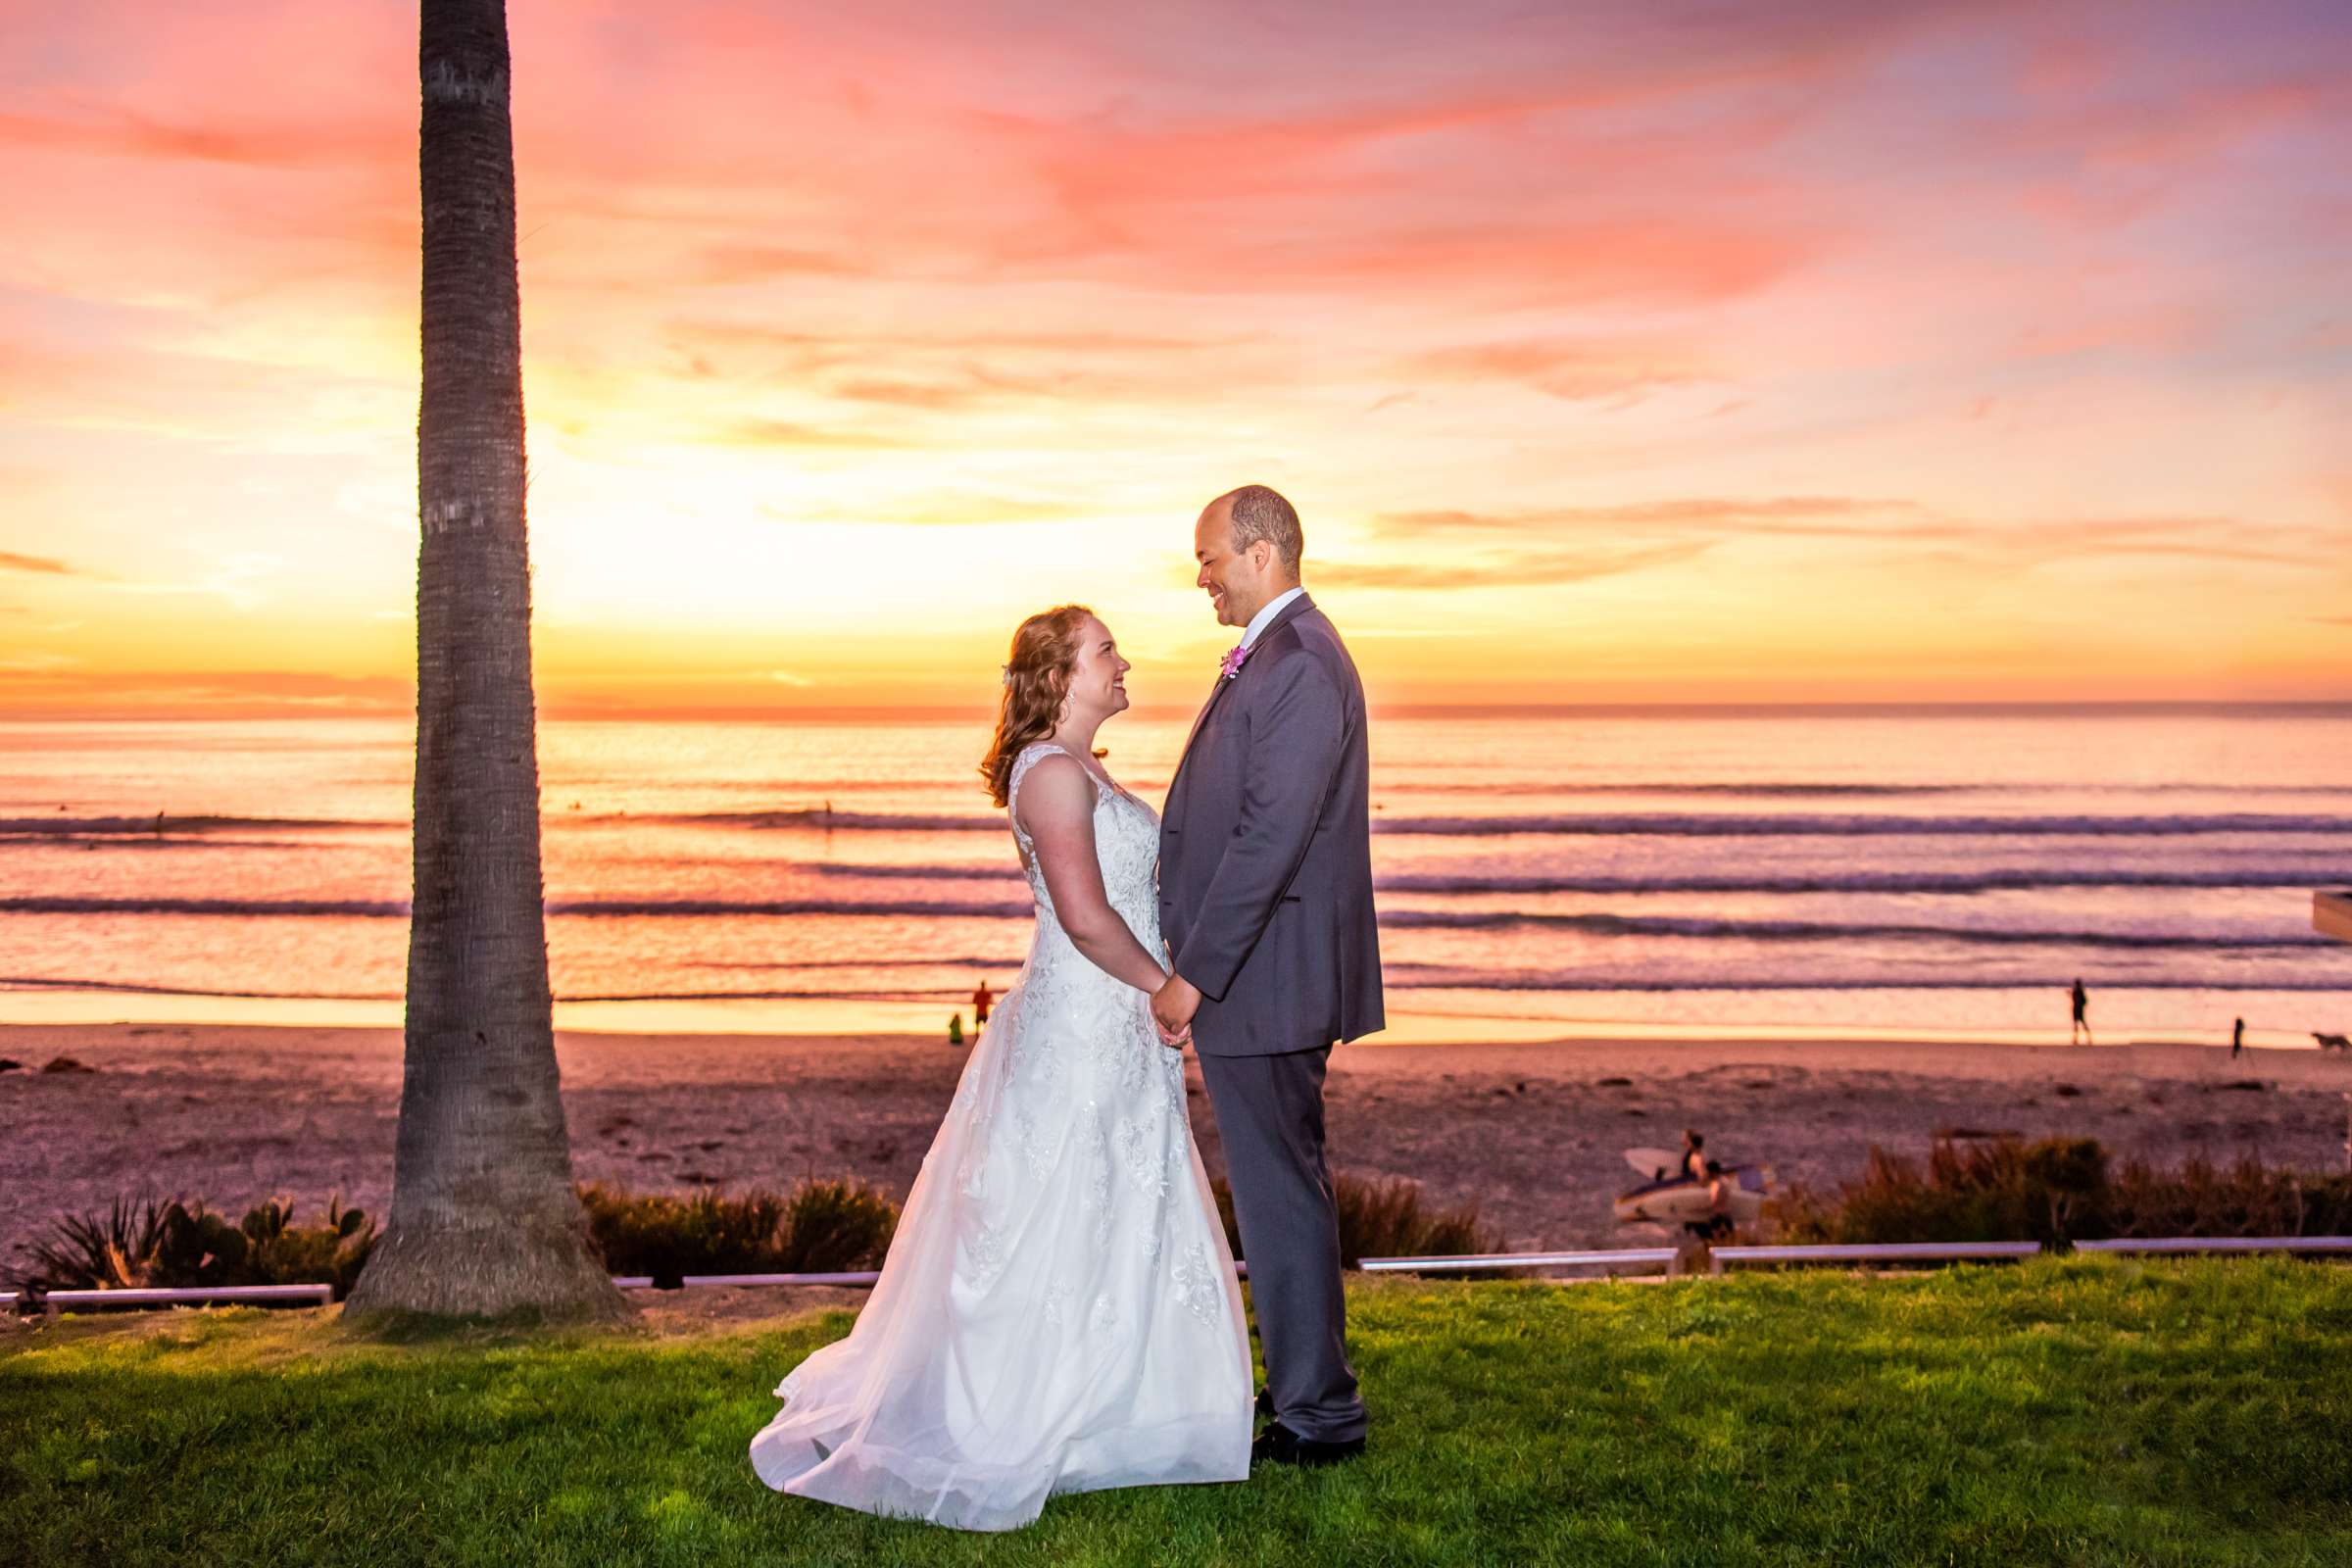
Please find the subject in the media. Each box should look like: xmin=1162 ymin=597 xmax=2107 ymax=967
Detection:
xmin=1151 ymin=972 xmax=1202 ymax=1050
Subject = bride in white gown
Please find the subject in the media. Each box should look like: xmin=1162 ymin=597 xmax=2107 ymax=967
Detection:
xmin=750 ymin=605 xmax=1252 ymax=1532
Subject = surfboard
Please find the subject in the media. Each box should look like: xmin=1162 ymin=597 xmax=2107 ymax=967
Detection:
xmin=1624 ymin=1147 xmax=1684 ymax=1181
xmin=1613 ymin=1163 xmax=1772 ymax=1228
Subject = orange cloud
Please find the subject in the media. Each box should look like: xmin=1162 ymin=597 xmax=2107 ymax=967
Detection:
xmin=1398 ymin=337 xmax=1707 ymax=402
xmin=710 ymin=418 xmax=922 ymax=451
xmin=0 ymin=552 xmax=87 ymax=577
xmin=1320 ymin=537 xmax=1716 ymax=590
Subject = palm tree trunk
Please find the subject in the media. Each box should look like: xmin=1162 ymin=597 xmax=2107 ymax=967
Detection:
xmin=345 ymin=0 xmax=627 ymax=1324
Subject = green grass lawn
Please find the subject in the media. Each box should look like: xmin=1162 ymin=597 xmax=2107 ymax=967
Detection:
xmin=6 ymin=1258 xmax=2350 ymax=1566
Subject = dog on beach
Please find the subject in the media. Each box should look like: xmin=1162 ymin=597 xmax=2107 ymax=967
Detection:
xmin=2314 ymin=1033 xmax=2351 ymax=1053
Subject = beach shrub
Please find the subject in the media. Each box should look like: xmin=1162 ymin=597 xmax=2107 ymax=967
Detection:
xmin=1771 ymin=1137 xmax=2352 ymax=1247
xmin=2102 ymin=1152 xmax=2352 ymax=1239
xmin=1772 ymin=1138 xmax=2106 ymax=1248
xmin=18 ymin=1179 xmax=897 ymax=1305
xmin=774 ymin=1178 xmax=901 ymax=1274
xmin=15 ymin=1194 xmax=375 ymax=1303
xmin=1211 ymin=1172 xmax=1500 ymax=1269
xmin=575 ymin=1178 xmax=897 ymax=1285
xmin=574 ymin=1183 xmax=790 ymax=1287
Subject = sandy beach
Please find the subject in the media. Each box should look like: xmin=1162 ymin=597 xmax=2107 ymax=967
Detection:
xmin=5 ymin=1023 xmax=2349 ymax=1281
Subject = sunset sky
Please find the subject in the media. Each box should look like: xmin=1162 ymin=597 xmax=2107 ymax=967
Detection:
xmin=2 ymin=0 xmax=2347 ymax=716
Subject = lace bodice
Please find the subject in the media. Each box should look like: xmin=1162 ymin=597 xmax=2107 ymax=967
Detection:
xmin=1005 ymin=741 xmax=1163 ymax=961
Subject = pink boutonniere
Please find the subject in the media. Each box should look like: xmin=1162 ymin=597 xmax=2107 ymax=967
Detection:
xmin=1218 ymin=642 xmax=1254 ymax=681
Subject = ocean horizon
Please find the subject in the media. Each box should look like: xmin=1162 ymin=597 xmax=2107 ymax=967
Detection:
xmin=3 ymin=707 xmax=2347 ymax=1047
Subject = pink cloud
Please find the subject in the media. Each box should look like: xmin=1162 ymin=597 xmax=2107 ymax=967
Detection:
xmin=3 ymin=0 xmax=2347 ymax=708
xmin=0 ymin=107 xmax=388 ymax=171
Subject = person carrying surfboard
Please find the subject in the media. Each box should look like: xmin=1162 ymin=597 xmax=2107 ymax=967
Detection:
xmin=1682 ymin=1130 xmax=1728 ymax=1213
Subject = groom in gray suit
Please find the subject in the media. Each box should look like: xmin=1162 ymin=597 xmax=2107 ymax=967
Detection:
xmin=1151 ymin=483 xmax=1383 ymax=1467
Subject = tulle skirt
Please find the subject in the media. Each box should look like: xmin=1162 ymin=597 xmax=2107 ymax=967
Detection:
xmin=749 ymin=961 xmax=1252 ymax=1531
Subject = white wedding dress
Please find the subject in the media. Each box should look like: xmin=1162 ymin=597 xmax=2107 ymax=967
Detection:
xmin=749 ymin=741 xmax=1252 ymax=1531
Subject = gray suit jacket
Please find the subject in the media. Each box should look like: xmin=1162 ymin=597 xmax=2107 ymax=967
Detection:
xmin=1158 ymin=593 xmax=1385 ymax=1056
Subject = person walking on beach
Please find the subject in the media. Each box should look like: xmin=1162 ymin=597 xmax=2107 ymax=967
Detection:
xmin=1682 ymin=1129 xmax=1727 ymax=1212
xmin=2070 ymin=978 xmax=2092 ymax=1045
xmin=972 ymin=979 xmax=993 ymax=1027
xmin=2232 ymin=1016 xmax=2245 ymax=1059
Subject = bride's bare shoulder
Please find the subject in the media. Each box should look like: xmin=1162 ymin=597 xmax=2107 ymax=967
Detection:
xmin=1010 ymin=748 xmax=1094 ymax=827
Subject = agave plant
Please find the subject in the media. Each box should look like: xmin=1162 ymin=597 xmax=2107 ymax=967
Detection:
xmin=17 ymin=1195 xmax=174 ymax=1292
xmin=14 ymin=1193 xmax=378 ymax=1302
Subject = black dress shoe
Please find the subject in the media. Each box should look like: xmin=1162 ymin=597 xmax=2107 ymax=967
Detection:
xmin=1251 ymin=1421 xmax=1366 ymax=1468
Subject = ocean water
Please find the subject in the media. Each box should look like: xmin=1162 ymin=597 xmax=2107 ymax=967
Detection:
xmin=2 ymin=709 xmax=2347 ymax=1045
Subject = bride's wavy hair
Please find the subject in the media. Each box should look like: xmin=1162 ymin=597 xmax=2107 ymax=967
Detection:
xmin=980 ymin=604 xmax=1098 ymax=807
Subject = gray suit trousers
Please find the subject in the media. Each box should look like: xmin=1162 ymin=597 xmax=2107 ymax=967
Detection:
xmin=1197 ymin=1044 xmax=1367 ymax=1445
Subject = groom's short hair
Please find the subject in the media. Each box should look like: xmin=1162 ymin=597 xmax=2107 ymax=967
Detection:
xmin=1217 ymin=484 xmax=1303 ymax=577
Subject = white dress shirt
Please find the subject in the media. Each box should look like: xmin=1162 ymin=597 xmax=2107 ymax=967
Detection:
xmin=1239 ymin=585 xmax=1306 ymax=651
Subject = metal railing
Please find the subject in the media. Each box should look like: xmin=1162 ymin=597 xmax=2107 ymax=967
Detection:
xmin=1709 ymin=1241 xmax=2043 ymax=1274
xmin=614 ymin=1250 xmax=1690 ymax=1290
xmin=1357 ymin=1248 xmax=1682 ymax=1275
xmin=25 ymin=1238 xmax=2352 ymax=1315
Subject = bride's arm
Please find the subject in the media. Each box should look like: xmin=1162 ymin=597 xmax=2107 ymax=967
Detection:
xmin=1015 ymin=755 xmax=1172 ymax=996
